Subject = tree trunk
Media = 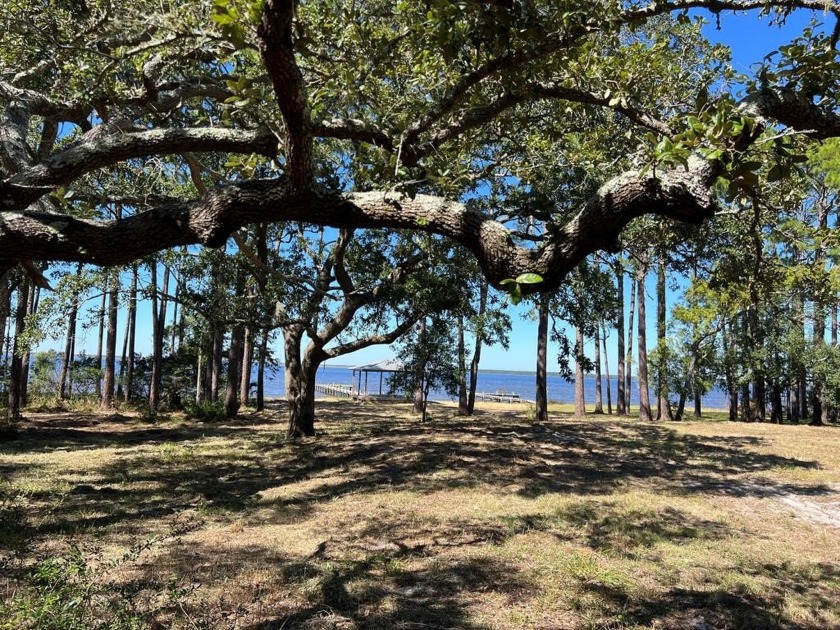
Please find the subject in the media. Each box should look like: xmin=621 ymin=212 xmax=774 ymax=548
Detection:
xmin=615 ymin=261 xmax=626 ymax=415
xmin=100 ymin=267 xmax=119 ymax=410
xmin=95 ymin=275 xmax=107 ymax=399
xmin=124 ymin=265 xmax=137 ymax=402
xmin=753 ymin=374 xmax=766 ymax=422
xmin=149 ymin=263 xmax=164 ymax=411
xmin=8 ymin=281 xmax=31 ymax=423
xmin=256 ymin=329 xmax=268 ymax=411
xmin=210 ymin=326 xmax=223 ymax=401
xmin=574 ymin=325 xmax=586 ymax=417
xmin=770 ymin=380 xmax=783 ymax=424
xmin=467 ymin=281 xmax=488 ymax=415
xmin=740 ymin=382 xmax=752 ymax=421
xmin=601 ymin=322 xmax=612 ymax=414
xmin=224 ymin=324 xmax=245 ymax=418
xmin=457 ymin=313 xmax=468 ymax=415
xmin=675 ymin=385 xmax=687 ymax=422
xmin=0 ymin=272 xmax=9 ymax=370
xmin=421 ymin=381 xmax=430 ymax=423
xmin=59 ymin=286 xmax=79 ymax=400
xmin=239 ymin=325 xmax=253 ymax=407
xmin=593 ymin=324 xmax=603 ymax=414
xmin=19 ymin=285 xmax=38 ymax=408
xmin=626 ymin=273 xmax=637 ymax=414
xmin=535 ymin=295 xmax=549 ymax=422
xmin=413 ymin=318 xmax=426 ymax=414
xmin=636 ymin=267 xmax=652 ymax=422
xmin=284 ymin=327 xmax=316 ymax=438
xmin=655 ymin=257 xmax=673 ymax=421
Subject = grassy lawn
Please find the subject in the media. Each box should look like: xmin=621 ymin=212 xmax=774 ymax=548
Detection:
xmin=1 ymin=400 xmax=839 ymax=629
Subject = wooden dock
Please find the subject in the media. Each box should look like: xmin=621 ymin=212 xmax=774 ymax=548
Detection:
xmin=314 ymin=383 xmax=355 ymax=398
xmin=476 ymin=391 xmax=522 ymax=403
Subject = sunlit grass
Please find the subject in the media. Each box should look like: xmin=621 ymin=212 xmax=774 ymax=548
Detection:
xmin=0 ymin=401 xmax=838 ymax=629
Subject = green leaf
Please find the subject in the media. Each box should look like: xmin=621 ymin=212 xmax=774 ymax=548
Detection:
xmin=515 ymin=273 xmax=543 ymax=284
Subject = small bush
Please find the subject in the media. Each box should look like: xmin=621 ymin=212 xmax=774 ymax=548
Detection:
xmin=185 ymin=400 xmax=226 ymax=422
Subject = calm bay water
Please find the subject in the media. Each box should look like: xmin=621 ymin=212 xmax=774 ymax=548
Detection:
xmin=260 ymin=364 xmax=728 ymax=409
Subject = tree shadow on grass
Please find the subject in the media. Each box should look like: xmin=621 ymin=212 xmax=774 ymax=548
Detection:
xmin=584 ymin=560 xmax=840 ymax=630
xmin=0 ymin=402 xmax=831 ymax=541
xmin=124 ymin=538 xmax=523 ymax=629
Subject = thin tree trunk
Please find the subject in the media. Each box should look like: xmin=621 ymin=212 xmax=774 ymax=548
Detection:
xmin=0 ymin=272 xmax=9 ymax=370
xmin=149 ymin=263 xmax=164 ymax=411
xmin=593 ymin=325 xmax=603 ymax=414
xmin=117 ymin=290 xmax=130 ymax=401
xmin=675 ymin=386 xmax=687 ymax=421
xmin=210 ymin=326 xmax=223 ymax=401
xmin=574 ymin=325 xmax=586 ymax=417
xmin=8 ymin=281 xmax=31 ymax=423
xmin=536 ymin=295 xmax=549 ymax=422
xmin=124 ymin=265 xmax=137 ymax=402
xmin=413 ymin=318 xmax=427 ymax=414
xmin=770 ymin=380 xmax=784 ymax=424
xmin=239 ymin=325 xmax=253 ymax=407
xmin=100 ymin=267 xmax=119 ymax=410
xmin=626 ymin=273 xmax=637 ymax=414
xmin=637 ymin=267 xmax=652 ymax=422
xmin=59 ymin=282 xmax=79 ymax=400
xmin=457 ymin=313 xmax=468 ymax=415
xmin=256 ymin=329 xmax=268 ymax=411
xmin=225 ymin=324 xmax=245 ymax=418
xmin=467 ymin=281 xmax=488 ymax=415
xmin=95 ymin=275 xmax=107 ymax=399
xmin=20 ymin=285 xmax=37 ymax=407
xmin=195 ymin=351 xmax=203 ymax=404
xmin=602 ymin=321 xmax=612 ymax=414
xmin=655 ymin=257 xmax=673 ymax=421
xmin=615 ymin=261 xmax=626 ymax=415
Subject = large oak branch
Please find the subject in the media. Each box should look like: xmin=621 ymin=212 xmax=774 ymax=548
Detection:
xmin=1 ymin=127 xmax=278 ymax=210
xmin=0 ymin=156 xmax=717 ymax=292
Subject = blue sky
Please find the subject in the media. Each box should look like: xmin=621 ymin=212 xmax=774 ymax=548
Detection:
xmin=34 ymin=6 xmax=832 ymax=374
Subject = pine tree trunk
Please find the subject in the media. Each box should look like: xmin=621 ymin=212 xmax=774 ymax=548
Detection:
xmin=225 ymin=324 xmax=245 ymax=418
xmin=413 ymin=318 xmax=427 ymax=414
xmin=655 ymin=258 xmax=673 ymax=421
xmin=256 ymin=330 xmax=268 ymax=411
xmin=721 ymin=320 xmax=737 ymax=421
xmin=601 ymin=322 xmax=612 ymax=414
xmin=574 ymin=325 xmax=586 ymax=417
xmin=457 ymin=314 xmax=468 ymax=415
xmin=770 ymin=380 xmax=784 ymax=424
xmin=0 ymin=272 xmax=9 ymax=369
xmin=59 ymin=287 xmax=79 ymax=400
xmin=124 ymin=265 xmax=137 ymax=402
xmin=210 ymin=327 xmax=223 ymax=401
xmin=100 ymin=268 xmax=120 ymax=410
xmin=20 ymin=285 xmax=38 ymax=407
xmin=615 ymin=261 xmax=626 ymax=415
xmin=467 ymin=281 xmax=488 ymax=415
xmin=8 ymin=281 xmax=31 ymax=423
xmin=149 ymin=264 xmax=164 ymax=411
xmin=535 ymin=295 xmax=549 ymax=422
xmin=95 ymin=275 xmax=107 ymax=399
xmin=637 ymin=267 xmax=652 ymax=422
xmin=239 ymin=325 xmax=253 ymax=407
xmin=593 ymin=325 xmax=603 ymax=414
xmin=117 ymin=291 xmax=129 ymax=401
xmin=626 ymin=274 xmax=637 ymax=414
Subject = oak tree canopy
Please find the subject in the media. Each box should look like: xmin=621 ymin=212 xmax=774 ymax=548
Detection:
xmin=2 ymin=0 xmax=839 ymax=293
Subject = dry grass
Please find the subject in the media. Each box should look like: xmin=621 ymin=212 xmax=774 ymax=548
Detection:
xmin=1 ymin=400 xmax=839 ymax=630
